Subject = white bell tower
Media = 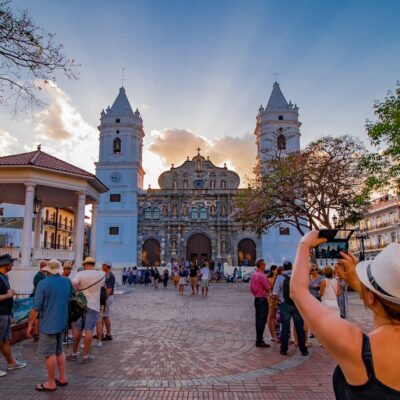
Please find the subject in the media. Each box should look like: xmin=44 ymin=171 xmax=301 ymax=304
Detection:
xmin=254 ymin=82 xmax=303 ymax=265
xmin=95 ymin=87 xmax=144 ymax=267
xmin=255 ymin=81 xmax=301 ymax=164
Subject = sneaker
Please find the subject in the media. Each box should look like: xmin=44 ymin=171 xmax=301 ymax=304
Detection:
xmin=95 ymin=340 xmax=102 ymax=348
xmin=103 ymin=335 xmax=113 ymax=341
xmin=80 ymin=355 xmax=95 ymax=364
xmin=66 ymin=353 xmax=78 ymax=361
xmin=0 ymin=370 xmax=7 ymax=377
xmin=7 ymin=361 xmax=26 ymax=371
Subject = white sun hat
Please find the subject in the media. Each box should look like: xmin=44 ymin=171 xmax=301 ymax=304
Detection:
xmin=356 ymin=243 xmax=400 ymax=305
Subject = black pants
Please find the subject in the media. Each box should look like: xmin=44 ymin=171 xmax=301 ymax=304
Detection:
xmin=254 ymin=297 xmax=269 ymax=343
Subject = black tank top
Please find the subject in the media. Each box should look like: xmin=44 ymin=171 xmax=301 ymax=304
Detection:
xmin=333 ymin=334 xmax=400 ymax=399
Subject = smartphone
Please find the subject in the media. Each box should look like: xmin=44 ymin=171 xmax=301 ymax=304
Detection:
xmin=315 ymin=229 xmax=353 ymax=259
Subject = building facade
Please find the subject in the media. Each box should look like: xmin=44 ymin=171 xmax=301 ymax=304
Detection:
xmin=95 ymin=82 xmax=303 ymax=268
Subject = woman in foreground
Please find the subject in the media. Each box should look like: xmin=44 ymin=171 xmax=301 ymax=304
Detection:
xmin=291 ymin=230 xmax=400 ymax=399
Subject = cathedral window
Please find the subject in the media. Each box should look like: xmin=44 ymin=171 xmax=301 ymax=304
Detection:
xmin=279 ymin=227 xmax=290 ymax=235
xmin=152 ymin=208 xmax=160 ymax=220
xmin=278 ymin=115 xmax=283 ymax=120
xmin=116 ymin=130 xmax=120 ymax=134
xmin=277 ymin=134 xmax=286 ymax=150
xmin=109 ymin=226 xmax=119 ymax=235
xmin=199 ymin=207 xmax=207 ymax=220
xmin=115 ymin=118 xmax=120 ymax=123
xmin=221 ymin=180 xmax=226 ymax=189
xmin=144 ymin=208 xmax=152 ymax=220
xmin=110 ymin=194 xmax=121 ymax=202
xmin=210 ymin=180 xmax=216 ymax=189
xmin=113 ymin=137 xmax=121 ymax=154
xmin=191 ymin=208 xmax=198 ymax=220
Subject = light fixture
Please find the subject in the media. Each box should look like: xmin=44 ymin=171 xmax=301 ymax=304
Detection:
xmin=33 ymin=191 xmax=41 ymax=215
xmin=332 ymin=214 xmax=338 ymax=228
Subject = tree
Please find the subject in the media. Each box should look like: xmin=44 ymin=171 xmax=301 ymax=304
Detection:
xmin=235 ymin=135 xmax=369 ymax=235
xmin=0 ymin=1 xmax=77 ymax=112
xmin=363 ymin=82 xmax=400 ymax=189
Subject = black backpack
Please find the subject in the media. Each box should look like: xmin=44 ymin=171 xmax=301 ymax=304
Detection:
xmin=282 ymin=274 xmax=294 ymax=305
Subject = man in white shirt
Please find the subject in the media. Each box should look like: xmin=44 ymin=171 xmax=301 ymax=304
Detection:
xmin=66 ymin=257 xmax=104 ymax=364
xmin=200 ymin=262 xmax=210 ymax=296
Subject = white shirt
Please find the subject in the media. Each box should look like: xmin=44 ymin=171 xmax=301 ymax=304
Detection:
xmin=72 ymin=270 xmax=105 ymax=312
xmin=200 ymin=267 xmax=210 ymax=280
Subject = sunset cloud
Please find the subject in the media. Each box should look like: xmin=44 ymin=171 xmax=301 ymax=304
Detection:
xmin=0 ymin=129 xmax=21 ymax=156
xmin=146 ymin=128 xmax=256 ymax=187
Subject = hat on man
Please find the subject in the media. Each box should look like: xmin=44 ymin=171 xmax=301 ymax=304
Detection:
xmin=103 ymin=260 xmax=112 ymax=268
xmin=82 ymin=256 xmax=96 ymax=266
xmin=63 ymin=261 xmax=72 ymax=269
xmin=42 ymin=259 xmax=63 ymax=275
xmin=0 ymin=254 xmax=17 ymax=266
xmin=356 ymin=243 xmax=400 ymax=305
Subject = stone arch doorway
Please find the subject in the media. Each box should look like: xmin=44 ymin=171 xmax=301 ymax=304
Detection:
xmin=238 ymin=238 xmax=256 ymax=266
xmin=141 ymin=239 xmax=161 ymax=267
xmin=186 ymin=233 xmax=211 ymax=266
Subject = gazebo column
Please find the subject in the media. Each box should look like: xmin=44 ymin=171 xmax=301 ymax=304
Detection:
xmin=33 ymin=208 xmax=42 ymax=251
xmin=74 ymin=192 xmax=86 ymax=267
xmin=89 ymin=202 xmax=98 ymax=257
xmin=21 ymin=184 xmax=35 ymax=267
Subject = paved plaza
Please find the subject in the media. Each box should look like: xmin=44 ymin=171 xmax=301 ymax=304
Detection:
xmin=0 ymin=282 xmax=372 ymax=399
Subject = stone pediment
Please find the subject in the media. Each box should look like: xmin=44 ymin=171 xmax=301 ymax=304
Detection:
xmin=158 ymin=150 xmax=240 ymax=190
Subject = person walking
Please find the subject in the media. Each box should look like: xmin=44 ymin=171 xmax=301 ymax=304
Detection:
xmin=189 ymin=261 xmax=198 ymax=295
xmin=266 ymin=265 xmax=279 ymax=341
xmin=291 ymin=230 xmax=400 ymax=399
xmin=27 ymin=259 xmax=72 ymax=391
xmin=250 ymin=259 xmax=270 ymax=348
xmin=178 ymin=266 xmax=187 ymax=294
xmin=273 ymin=261 xmax=308 ymax=356
xmin=154 ymin=267 xmax=160 ymax=289
xmin=200 ymin=262 xmax=210 ymax=296
xmin=0 ymin=254 xmax=27 ymax=378
xmin=162 ymin=268 xmax=169 ymax=288
xmin=67 ymin=257 xmax=105 ymax=364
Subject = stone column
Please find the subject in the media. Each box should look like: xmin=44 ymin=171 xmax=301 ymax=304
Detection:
xmin=89 ymin=202 xmax=98 ymax=257
xmin=33 ymin=208 xmax=42 ymax=250
xmin=73 ymin=192 xmax=86 ymax=267
xmin=20 ymin=184 xmax=35 ymax=267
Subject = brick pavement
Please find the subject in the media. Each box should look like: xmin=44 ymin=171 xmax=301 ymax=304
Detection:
xmin=0 ymin=283 xmax=373 ymax=399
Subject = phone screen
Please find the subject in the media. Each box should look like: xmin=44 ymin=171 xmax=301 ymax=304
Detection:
xmin=315 ymin=240 xmax=348 ymax=259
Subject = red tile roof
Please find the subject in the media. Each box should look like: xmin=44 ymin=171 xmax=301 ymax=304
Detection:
xmin=0 ymin=149 xmax=95 ymax=178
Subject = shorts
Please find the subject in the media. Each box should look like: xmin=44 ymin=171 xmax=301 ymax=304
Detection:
xmin=189 ymin=277 xmax=198 ymax=286
xmin=0 ymin=315 xmax=12 ymax=343
xmin=103 ymin=295 xmax=113 ymax=318
xmin=201 ymin=279 xmax=209 ymax=288
xmin=179 ymin=277 xmax=186 ymax=285
xmin=76 ymin=308 xmax=99 ymax=332
xmin=38 ymin=332 xmax=64 ymax=357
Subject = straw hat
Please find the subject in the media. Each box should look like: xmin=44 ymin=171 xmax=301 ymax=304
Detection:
xmin=356 ymin=243 xmax=400 ymax=305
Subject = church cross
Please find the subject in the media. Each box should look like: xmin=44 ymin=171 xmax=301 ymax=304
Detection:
xmin=121 ymin=67 xmax=126 ymax=87
xmin=197 ymin=147 xmax=201 ymax=154
xmin=273 ymin=72 xmax=279 ymax=82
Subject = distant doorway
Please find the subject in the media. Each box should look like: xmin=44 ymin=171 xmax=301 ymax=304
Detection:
xmin=141 ymin=239 xmax=161 ymax=267
xmin=238 ymin=239 xmax=256 ymax=266
xmin=186 ymin=233 xmax=211 ymax=266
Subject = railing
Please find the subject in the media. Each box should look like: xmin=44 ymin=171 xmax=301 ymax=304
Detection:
xmin=364 ymin=243 xmax=387 ymax=251
xmin=32 ymin=249 xmax=74 ymax=261
xmin=43 ymin=219 xmax=73 ymax=232
xmin=41 ymin=242 xmax=71 ymax=250
xmin=0 ymin=248 xmax=20 ymax=258
xmin=368 ymin=221 xmax=397 ymax=231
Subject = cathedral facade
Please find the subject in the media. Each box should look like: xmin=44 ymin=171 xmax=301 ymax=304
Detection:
xmin=94 ymin=83 xmax=302 ymax=268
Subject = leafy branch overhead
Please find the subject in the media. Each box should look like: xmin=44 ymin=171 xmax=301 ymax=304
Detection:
xmin=0 ymin=0 xmax=78 ymax=112
xmin=234 ymin=135 xmax=370 ymax=236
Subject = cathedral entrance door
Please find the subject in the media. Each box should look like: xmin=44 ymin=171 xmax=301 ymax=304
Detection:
xmin=186 ymin=233 xmax=211 ymax=266
xmin=238 ymin=238 xmax=256 ymax=266
xmin=141 ymin=239 xmax=161 ymax=267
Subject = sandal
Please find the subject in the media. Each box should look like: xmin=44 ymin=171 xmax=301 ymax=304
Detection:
xmin=55 ymin=378 xmax=68 ymax=386
xmin=36 ymin=383 xmax=57 ymax=392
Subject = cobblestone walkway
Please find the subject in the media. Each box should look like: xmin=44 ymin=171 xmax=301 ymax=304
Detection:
xmin=0 ymin=283 xmax=372 ymax=399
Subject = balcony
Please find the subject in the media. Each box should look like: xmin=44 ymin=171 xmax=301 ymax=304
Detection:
xmin=367 ymin=220 xmax=398 ymax=232
xmin=43 ymin=219 xmax=73 ymax=232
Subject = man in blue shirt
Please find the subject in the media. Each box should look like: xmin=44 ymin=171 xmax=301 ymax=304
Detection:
xmin=27 ymin=259 xmax=72 ymax=392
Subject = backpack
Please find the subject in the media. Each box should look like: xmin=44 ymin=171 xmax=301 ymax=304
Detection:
xmin=282 ymin=274 xmax=294 ymax=305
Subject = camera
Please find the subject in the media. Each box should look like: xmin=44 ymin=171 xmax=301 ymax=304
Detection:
xmin=315 ymin=229 xmax=353 ymax=262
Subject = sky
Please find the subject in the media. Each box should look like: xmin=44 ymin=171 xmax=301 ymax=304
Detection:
xmin=0 ymin=0 xmax=399 ymax=188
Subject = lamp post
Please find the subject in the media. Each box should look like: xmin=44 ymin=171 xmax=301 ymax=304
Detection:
xmin=355 ymin=227 xmax=368 ymax=261
xmin=332 ymin=214 xmax=338 ymax=228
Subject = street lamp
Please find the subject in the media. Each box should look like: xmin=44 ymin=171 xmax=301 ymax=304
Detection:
xmin=332 ymin=214 xmax=338 ymax=228
xmin=355 ymin=227 xmax=368 ymax=261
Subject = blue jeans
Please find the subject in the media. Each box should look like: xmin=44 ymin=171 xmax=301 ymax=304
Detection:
xmin=279 ymin=302 xmax=307 ymax=353
xmin=254 ymin=297 xmax=268 ymax=343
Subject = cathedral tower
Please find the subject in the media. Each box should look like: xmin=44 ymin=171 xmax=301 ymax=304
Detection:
xmin=255 ymin=81 xmax=301 ymax=164
xmin=95 ymin=87 xmax=144 ymax=267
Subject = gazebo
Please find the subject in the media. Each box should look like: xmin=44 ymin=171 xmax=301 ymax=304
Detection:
xmin=0 ymin=146 xmax=108 ymax=268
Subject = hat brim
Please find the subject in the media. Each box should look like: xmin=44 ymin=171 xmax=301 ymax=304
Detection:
xmin=42 ymin=266 xmax=63 ymax=275
xmin=356 ymin=261 xmax=400 ymax=305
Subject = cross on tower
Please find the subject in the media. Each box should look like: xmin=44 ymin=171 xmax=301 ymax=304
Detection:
xmin=273 ymin=72 xmax=279 ymax=82
xmin=121 ymin=67 xmax=126 ymax=87
xmin=197 ymin=147 xmax=201 ymax=154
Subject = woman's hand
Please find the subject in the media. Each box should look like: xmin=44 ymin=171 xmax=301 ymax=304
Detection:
xmin=337 ymin=252 xmax=362 ymax=295
xmin=300 ymin=230 xmax=327 ymax=248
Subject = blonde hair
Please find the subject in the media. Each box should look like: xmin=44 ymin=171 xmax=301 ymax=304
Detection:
xmin=322 ymin=266 xmax=334 ymax=278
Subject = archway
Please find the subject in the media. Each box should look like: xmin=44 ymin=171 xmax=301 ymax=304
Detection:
xmin=238 ymin=238 xmax=256 ymax=266
xmin=186 ymin=233 xmax=211 ymax=266
xmin=141 ymin=239 xmax=161 ymax=267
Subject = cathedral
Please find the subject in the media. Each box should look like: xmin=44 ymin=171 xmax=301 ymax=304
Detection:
xmin=94 ymin=82 xmax=302 ymax=268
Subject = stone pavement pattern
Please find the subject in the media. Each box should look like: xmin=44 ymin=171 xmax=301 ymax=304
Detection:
xmin=0 ymin=283 xmax=372 ymax=399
